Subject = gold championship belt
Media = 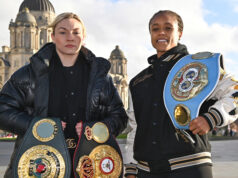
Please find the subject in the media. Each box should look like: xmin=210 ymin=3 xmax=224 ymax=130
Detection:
xmin=74 ymin=122 xmax=123 ymax=178
xmin=13 ymin=117 xmax=71 ymax=178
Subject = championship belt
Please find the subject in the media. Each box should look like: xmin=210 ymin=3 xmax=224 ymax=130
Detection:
xmin=74 ymin=122 xmax=123 ymax=178
xmin=164 ymin=52 xmax=222 ymax=129
xmin=13 ymin=117 xmax=71 ymax=178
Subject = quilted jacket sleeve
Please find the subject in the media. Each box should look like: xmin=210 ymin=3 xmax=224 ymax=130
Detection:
xmin=0 ymin=66 xmax=33 ymax=135
xmin=99 ymin=75 xmax=128 ymax=137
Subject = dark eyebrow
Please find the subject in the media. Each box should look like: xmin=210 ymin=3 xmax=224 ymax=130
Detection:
xmin=164 ymin=22 xmax=173 ymax=26
xmin=151 ymin=23 xmax=159 ymax=27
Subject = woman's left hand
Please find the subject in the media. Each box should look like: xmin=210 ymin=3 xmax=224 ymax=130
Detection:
xmin=189 ymin=116 xmax=210 ymax=135
xmin=75 ymin=121 xmax=83 ymax=137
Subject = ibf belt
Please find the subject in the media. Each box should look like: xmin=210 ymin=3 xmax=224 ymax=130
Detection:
xmin=13 ymin=117 xmax=71 ymax=178
xmin=164 ymin=52 xmax=222 ymax=129
xmin=74 ymin=122 xmax=123 ymax=178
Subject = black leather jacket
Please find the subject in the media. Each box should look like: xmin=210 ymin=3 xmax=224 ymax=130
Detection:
xmin=0 ymin=43 xmax=128 ymax=177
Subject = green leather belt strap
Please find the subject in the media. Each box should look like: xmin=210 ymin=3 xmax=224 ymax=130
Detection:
xmin=13 ymin=117 xmax=71 ymax=178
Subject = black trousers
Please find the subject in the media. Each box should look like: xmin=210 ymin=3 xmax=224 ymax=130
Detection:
xmin=137 ymin=165 xmax=213 ymax=178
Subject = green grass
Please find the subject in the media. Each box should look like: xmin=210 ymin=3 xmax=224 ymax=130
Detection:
xmin=117 ymin=133 xmax=127 ymax=139
xmin=0 ymin=137 xmax=16 ymax=141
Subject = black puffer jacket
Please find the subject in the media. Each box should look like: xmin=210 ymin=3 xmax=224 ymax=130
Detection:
xmin=0 ymin=43 xmax=128 ymax=177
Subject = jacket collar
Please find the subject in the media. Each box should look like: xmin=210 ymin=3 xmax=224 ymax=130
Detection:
xmin=30 ymin=42 xmax=110 ymax=77
xmin=147 ymin=43 xmax=188 ymax=64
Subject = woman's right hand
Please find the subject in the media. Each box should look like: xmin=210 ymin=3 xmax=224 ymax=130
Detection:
xmin=126 ymin=175 xmax=136 ymax=178
xmin=61 ymin=121 xmax=66 ymax=130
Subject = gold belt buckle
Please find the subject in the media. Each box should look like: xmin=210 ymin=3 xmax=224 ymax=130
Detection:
xmin=66 ymin=138 xmax=76 ymax=149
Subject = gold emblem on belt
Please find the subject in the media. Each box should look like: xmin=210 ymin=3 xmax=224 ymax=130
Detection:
xmin=18 ymin=145 xmax=65 ymax=178
xmin=171 ymin=62 xmax=208 ymax=101
xmin=191 ymin=52 xmax=214 ymax=59
xmin=171 ymin=62 xmax=208 ymax=126
xmin=84 ymin=122 xmax=109 ymax=143
xmin=174 ymin=104 xmax=191 ymax=126
xmin=76 ymin=145 xmax=122 ymax=178
xmin=32 ymin=118 xmax=58 ymax=142
xmin=77 ymin=156 xmax=95 ymax=178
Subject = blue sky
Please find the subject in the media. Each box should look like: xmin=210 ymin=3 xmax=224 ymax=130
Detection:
xmin=201 ymin=0 xmax=238 ymax=76
xmin=0 ymin=0 xmax=238 ymax=79
xmin=203 ymin=0 xmax=238 ymax=26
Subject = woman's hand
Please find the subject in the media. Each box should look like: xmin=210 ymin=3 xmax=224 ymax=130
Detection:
xmin=61 ymin=121 xmax=66 ymax=130
xmin=126 ymin=175 xmax=136 ymax=178
xmin=75 ymin=121 xmax=83 ymax=137
xmin=189 ymin=116 xmax=210 ymax=135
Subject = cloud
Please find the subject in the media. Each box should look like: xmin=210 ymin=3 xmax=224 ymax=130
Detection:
xmin=1 ymin=0 xmax=238 ymax=79
xmin=0 ymin=0 xmax=21 ymax=47
xmin=234 ymin=5 xmax=238 ymax=12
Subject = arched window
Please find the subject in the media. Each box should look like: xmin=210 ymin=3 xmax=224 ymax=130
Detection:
xmin=113 ymin=62 xmax=116 ymax=74
xmin=118 ymin=64 xmax=121 ymax=74
xmin=40 ymin=30 xmax=44 ymax=46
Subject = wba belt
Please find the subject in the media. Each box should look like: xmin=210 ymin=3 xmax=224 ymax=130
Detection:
xmin=164 ymin=52 xmax=222 ymax=129
xmin=73 ymin=122 xmax=123 ymax=178
xmin=13 ymin=117 xmax=71 ymax=178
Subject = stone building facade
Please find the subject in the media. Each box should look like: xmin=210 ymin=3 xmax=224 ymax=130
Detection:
xmin=0 ymin=0 xmax=55 ymax=87
xmin=109 ymin=45 xmax=128 ymax=109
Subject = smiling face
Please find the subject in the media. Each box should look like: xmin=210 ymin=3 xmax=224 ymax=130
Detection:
xmin=149 ymin=13 xmax=182 ymax=58
xmin=51 ymin=18 xmax=85 ymax=62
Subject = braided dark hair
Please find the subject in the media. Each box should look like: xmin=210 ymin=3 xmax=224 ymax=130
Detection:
xmin=149 ymin=10 xmax=183 ymax=33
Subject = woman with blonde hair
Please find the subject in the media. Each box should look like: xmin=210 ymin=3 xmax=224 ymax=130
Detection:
xmin=0 ymin=12 xmax=127 ymax=177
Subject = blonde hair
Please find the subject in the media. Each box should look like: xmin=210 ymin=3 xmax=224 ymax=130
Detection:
xmin=49 ymin=12 xmax=86 ymax=37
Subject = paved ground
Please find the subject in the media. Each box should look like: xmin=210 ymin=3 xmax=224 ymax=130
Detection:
xmin=1 ymin=140 xmax=238 ymax=178
xmin=209 ymin=140 xmax=238 ymax=178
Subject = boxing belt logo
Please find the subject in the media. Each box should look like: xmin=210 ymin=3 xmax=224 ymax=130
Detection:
xmin=76 ymin=145 xmax=122 ymax=178
xmin=14 ymin=117 xmax=71 ymax=178
xmin=76 ymin=122 xmax=123 ymax=178
xmin=164 ymin=52 xmax=221 ymax=129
